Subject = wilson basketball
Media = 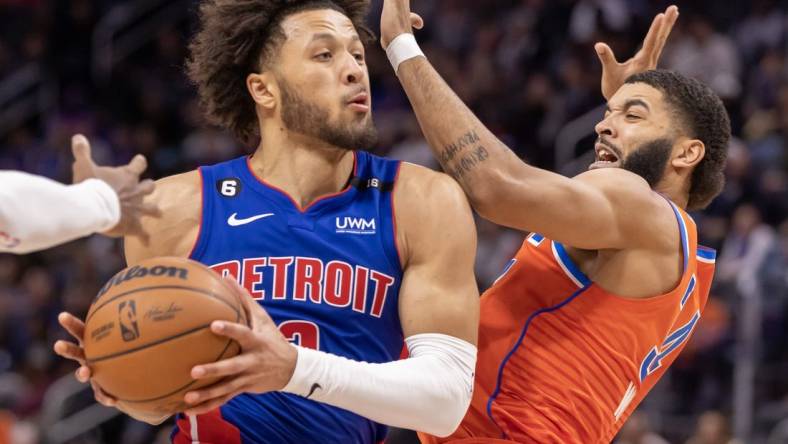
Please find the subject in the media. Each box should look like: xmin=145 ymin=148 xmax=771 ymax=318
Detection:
xmin=83 ymin=257 xmax=246 ymax=416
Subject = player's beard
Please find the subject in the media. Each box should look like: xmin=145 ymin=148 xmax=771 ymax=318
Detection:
xmin=621 ymin=138 xmax=673 ymax=188
xmin=278 ymin=77 xmax=378 ymax=151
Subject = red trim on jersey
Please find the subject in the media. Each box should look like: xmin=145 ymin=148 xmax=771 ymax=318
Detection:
xmin=173 ymin=410 xmax=241 ymax=444
xmin=390 ymin=162 xmax=404 ymax=268
xmin=244 ymin=152 xmax=358 ymax=213
xmin=172 ymin=415 xmax=191 ymax=444
xmin=187 ymin=168 xmax=205 ymax=258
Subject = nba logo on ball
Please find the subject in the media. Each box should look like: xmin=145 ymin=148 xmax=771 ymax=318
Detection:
xmin=119 ymin=300 xmax=140 ymax=341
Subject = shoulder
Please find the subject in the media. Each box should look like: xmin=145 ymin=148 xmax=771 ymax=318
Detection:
xmin=124 ymin=170 xmax=202 ymax=265
xmin=395 ymin=162 xmax=468 ymax=209
xmin=393 ymin=163 xmax=476 ymax=266
xmin=574 ymin=168 xmax=679 ymax=251
xmin=151 ymin=170 xmax=202 ymax=205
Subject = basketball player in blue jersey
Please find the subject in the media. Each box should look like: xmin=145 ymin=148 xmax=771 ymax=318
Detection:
xmin=53 ymin=1 xmax=480 ymax=443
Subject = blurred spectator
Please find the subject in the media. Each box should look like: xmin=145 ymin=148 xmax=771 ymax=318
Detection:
xmin=685 ymin=411 xmax=740 ymax=444
xmin=615 ymin=411 xmax=670 ymax=444
xmin=665 ymin=15 xmax=741 ymax=100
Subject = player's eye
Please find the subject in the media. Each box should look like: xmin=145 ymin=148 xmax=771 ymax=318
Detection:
xmin=626 ymin=114 xmax=641 ymax=120
xmin=314 ymin=52 xmax=332 ymax=61
xmin=353 ymin=53 xmax=365 ymax=63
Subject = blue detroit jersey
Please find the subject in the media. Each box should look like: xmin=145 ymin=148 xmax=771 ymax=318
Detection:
xmin=171 ymin=151 xmax=404 ymax=444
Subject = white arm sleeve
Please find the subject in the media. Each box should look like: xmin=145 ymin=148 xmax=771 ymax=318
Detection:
xmin=0 ymin=171 xmax=120 ymax=254
xmin=282 ymin=333 xmax=476 ymax=437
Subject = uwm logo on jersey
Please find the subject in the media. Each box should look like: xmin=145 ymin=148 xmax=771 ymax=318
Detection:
xmin=335 ymin=216 xmax=376 ymax=235
xmin=210 ymin=256 xmax=395 ymax=318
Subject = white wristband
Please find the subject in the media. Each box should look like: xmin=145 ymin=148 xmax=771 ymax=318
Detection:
xmin=386 ymin=33 xmax=425 ymax=74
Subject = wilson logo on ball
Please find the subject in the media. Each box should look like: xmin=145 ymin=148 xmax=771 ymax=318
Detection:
xmin=97 ymin=265 xmax=190 ymax=299
xmin=119 ymin=300 xmax=140 ymax=342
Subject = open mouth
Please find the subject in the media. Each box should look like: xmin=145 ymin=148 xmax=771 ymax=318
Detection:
xmin=591 ymin=142 xmax=621 ymax=168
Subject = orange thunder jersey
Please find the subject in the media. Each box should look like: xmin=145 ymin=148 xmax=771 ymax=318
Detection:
xmin=421 ymin=201 xmax=716 ymax=444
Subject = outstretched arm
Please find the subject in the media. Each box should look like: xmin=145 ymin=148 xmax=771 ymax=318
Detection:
xmin=381 ymin=2 xmax=678 ymax=250
xmin=0 ymin=135 xmax=158 ymax=254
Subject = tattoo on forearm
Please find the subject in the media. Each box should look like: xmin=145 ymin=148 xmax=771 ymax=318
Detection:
xmin=438 ymin=130 xmax=493 ymax=181
xmin=440 ymin=131 xmax=481 ymax=163
xmin=448 ymin=145 xmax=490 ymax=180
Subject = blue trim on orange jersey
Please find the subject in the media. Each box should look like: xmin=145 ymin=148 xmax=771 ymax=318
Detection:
xmin=551 ymin=241 xmax=592 ymax=287
xmin=527 ymin=233 xmax=545 ymax=246
xmin=696 ymin=247 xmax=717 ymax=261
xmin=680 ymin=275 xmax=696 ymax=308
xmin=493 ymin=259 xmax=518 ymax=286
xmin=486 ymin=284 xmax=592 ymax=439
xmin=666 ymin=201 xmax=689 ymax=273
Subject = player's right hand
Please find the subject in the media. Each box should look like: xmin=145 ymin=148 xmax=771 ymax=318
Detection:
xmin=53 ymin=312 xmax=170 ymax=425
xmin=71 ymin=134 xmax=161 ymax=244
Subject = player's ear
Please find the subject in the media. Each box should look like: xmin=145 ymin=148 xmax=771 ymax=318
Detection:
xmin=247 ymin=72 xmax=277 ymax=111
xmin=671 ymin=138 xmax=704 ymax=170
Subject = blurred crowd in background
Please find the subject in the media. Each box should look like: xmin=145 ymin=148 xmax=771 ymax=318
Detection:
xmin=0 ymin=0 xmax=786 ymax=443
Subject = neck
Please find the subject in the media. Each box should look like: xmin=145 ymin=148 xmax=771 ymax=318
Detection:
xmin=250 ymin=121 xmax=355 ymax=209
xmin=655 ymin=176 xmax=690 ymax=209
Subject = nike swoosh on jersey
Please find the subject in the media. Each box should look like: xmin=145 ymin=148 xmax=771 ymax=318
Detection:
xmin=227 ymin=212 xmax=275 ymax=227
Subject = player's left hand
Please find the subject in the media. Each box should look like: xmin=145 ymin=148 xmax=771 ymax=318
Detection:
xmin=596 ymin=5 xmax=679 ymax=100
xmin=183 ymin=277 xmax=298 ymax=415
xmin=380 ymin=0 xmax=424 ymax=49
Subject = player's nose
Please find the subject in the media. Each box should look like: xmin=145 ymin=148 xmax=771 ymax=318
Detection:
xmin=594 ymin=116 xmax=616 ymax=139
xmin=341 ymin=52 xmax=364 ymax=85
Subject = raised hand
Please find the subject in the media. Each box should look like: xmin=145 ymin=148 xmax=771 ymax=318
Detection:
xmin=183 ymin=277 xmax=298 ymax=415
xmin=595 ymin=5 xmax=679 ymax=100
xmin=71 ymin=134 xmax=161 ymax=243
xmin=380 ymin=0 xmax=424 ymax=49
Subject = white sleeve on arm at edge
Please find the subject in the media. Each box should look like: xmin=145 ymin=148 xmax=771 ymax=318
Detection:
xmin=282 ymin=333 xmax=477 ymax=437
xmin=0 ymin=171 xmax=120 ymax=254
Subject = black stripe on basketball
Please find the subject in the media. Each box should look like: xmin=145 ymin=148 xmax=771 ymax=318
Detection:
xmin=85 ymin=284 xmax=241 ymax=324
xmin=104 ymin=326 xmax=239 ymax=403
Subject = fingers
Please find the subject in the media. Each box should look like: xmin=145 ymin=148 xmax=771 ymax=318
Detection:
xmin=410 ymin=12 xmax=424 ymax=30
xmin=223 ymin=277 xmax=255 ymax=325
xmin=137 ymin=178 xmax=155 ymax=196
xmin=139 ymin=200 xmax=162 ymax=218
xmin=71 ymin=134 xmax=94 ymax=166
xmin=58 ymin=312 xmax=86 ymax=344
xmin=594 ymin=42 xmax=618 ymax=67
xmin=209 ymin=320 xmax=255 ymax=349
xmin=192 ymin=353 xmax=254 ymax=380
xmin=653 ymin=6 xmax=679 ymax=61
xmin=184 ymin=391 xmax=237 ymax=416
xmin=222 ymin=276 xmax=276 ymax=328
xmin=76 ymin=365 xmax=91 ymax=383
xmin=126 ymin=154 xmax=148 ymax=176
xmin=186 ymin=375 xmax=245 ymax=403
xmin=91 ymin=380 xmax=118 ymax=407
xmin=53 ymin=340 xmax=86 ymax=363
xmin=640 ymin=12 xmax=664 ymax=57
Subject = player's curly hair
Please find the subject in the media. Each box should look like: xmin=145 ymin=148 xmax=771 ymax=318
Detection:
xmin=625 ymin=70 xmax=731 ymax=211
xmin=187 ymin=0 xmax=373 ymax=144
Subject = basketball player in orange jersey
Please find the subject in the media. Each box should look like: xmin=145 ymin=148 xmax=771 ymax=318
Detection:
xmin=381 ymin=2 xmax=729 ymax=443
xmin=53 ymin=1 xmax=480 ymax=442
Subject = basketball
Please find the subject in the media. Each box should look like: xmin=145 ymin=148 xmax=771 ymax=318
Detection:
xmin=83 ymin=257 xmax=247 ymax=416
